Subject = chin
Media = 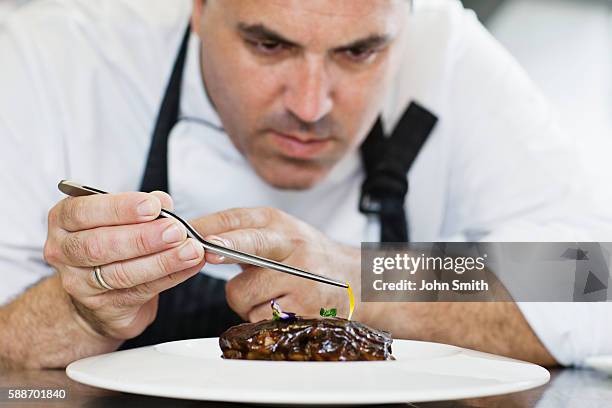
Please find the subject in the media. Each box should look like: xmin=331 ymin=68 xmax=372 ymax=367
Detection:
xmin=252 ymin=158 xmax=332 ymax=191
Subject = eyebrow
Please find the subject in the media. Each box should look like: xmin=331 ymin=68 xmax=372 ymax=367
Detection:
xmin=237 ymin=23 xmax=392 ymax=52
xmin=237 ymin=23 xmax=299 ymax=47
xmin=332 ymin=34 xmax=391 ymax=53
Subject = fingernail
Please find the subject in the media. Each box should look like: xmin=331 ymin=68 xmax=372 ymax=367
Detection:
xmin=179 ymin=240 xmax=201 ymax=261
xmin=208 ymin=253 xmax=226 ymax=263
xmin=137 ymin=199 xmax=156 ymax=217
xmin=208 ymin=236 xmax=230 ymax=248
xmin=207 ymin=237 xmax=228 ymax=263
xmin=162 ymin=222 xmax=185 ymax=244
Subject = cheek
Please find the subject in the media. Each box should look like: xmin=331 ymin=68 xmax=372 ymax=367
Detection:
xmin=202 ymin=45 xmax=281 ymax=148
xmin=333 ymin=71 xmax=388 ymax=143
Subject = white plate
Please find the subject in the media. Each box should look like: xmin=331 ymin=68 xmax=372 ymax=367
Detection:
xmin=585 ymin=355 xmax=612 ymax=375
xmin=66 ymin=338 xmax=549 ymax=405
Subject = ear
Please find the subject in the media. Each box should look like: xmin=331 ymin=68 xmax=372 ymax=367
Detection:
xmin=191 ymin=0 xmax=205 ymax=35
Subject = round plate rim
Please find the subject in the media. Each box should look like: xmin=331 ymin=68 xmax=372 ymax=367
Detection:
xmin=66 ymin=338 xmax=550 ymax=405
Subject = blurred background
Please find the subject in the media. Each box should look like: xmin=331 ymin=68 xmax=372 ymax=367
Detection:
xmin=465 ymin=0 xmax=612 ymax=212
xmin=0 ymin=0 xmax=27 ymax=17
xmin=1 ymin=0 xmax=610 ymax=208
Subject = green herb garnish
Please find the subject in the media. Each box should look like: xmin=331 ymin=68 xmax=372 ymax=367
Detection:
xmin=319 ymin=307 xmax=337 ymax=317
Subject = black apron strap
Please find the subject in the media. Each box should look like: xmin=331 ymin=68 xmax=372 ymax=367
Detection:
xmin=121 ymin=27 xmax=242 ymax=350
xmin=140 ymin=27 xmax=190 ymax=194
xmin=359 ymin=102 xmax=438 ymax=242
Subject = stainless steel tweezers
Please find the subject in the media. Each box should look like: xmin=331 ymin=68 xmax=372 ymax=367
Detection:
xmin=58 ymin=180 xmax=348 ymax=289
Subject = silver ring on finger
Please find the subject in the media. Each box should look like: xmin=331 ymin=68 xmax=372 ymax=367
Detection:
xmin=93 ymin=265 xmax=114 ymax=291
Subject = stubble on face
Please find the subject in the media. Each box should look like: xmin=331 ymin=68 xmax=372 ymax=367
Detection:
xmin=193 ymin=0 xmax=406 ymax=190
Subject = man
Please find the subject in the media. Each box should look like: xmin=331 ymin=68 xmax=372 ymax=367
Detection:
xmin=0 ymin=0 xmax=608 ymax=369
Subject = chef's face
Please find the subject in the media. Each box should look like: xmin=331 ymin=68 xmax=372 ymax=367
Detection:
xmin=192 ymin=0 xmax=406 ymax=189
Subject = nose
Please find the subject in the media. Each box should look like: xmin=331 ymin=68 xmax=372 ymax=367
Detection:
xmin=283 ymin=56 xmax=333 ymax=124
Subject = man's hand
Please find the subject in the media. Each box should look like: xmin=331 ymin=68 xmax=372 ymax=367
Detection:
xmin=44 ymin=192 xmax=206 ymax=340
xmin=191 ymin=207 xmax=558 ymax=366
xmin=191 ymin=208 xmax=361 ymax=323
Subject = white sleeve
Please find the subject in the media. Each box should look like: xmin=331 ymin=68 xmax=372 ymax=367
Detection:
xmin=0 ymin=0 xmax=192 ymax=305
xmin=517 ymin=302 xmax=612 ymax=367
xmin=441 ymin=14 xmax=592 ymax=242
xmin=0 ymin=22 xmax=65 ymax=305
xmin=0 ymin=1 xmax=26 ymax=22
xmin=439 ymin=11 xmax=612 ymax=366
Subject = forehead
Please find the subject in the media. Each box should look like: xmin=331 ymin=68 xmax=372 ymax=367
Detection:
xmin=209 ymin=0 xmax=406 ymax=45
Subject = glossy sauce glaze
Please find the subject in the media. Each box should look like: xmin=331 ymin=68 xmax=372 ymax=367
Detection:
xmin=219 ymin=317 xmax=394 ymax=361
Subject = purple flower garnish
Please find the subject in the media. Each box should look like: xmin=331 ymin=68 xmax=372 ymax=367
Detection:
xmin=271 ymin=300 xmax=297 ymax=322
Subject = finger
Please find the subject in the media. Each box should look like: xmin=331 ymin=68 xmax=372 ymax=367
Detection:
xmin=150 ymin=191 xmax=174 ymax=211
xmin=59 ymin=264 xmax=103 ymax=298
xmin=114 ymin=258 xmax=206 ymax=307
xmin=247 ymin=297 xmax=289 ymax=323
xmin=59 ymin=218 xmax=187 ymax=267
xmin=61 ymin=243 xmax=205 ymax=301
xmin=94 ymin=238 xmax=204 ymax=290
xmin=247 ymin=303 xmax=269 ymax=323
xmin=225 ymin=266 xmax=290 ymax=318
xmin=54 ymin=192 xmax=163 ymax=232
xmin=204 ymin=229 xmax=293 ymax=265
xmin=190 ymin=207 xmax=277 ymax=237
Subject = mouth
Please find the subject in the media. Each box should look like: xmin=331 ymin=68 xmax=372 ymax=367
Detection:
xmin=269 ymin=131 xmax=333 ymax=160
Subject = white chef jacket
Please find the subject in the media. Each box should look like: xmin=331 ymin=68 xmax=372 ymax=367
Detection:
xmin=0 ymin=0 xmax=30 ymax=22
xmin=0 ymin=0 xmax=609 ymax=366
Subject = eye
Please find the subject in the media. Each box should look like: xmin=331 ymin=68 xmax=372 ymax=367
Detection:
xmin=341 ymin=47 xmax=379 ymax=64
xmin=247 ymin=39 xmax=287 ymax=56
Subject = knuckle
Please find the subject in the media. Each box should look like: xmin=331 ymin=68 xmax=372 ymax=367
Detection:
xmin=155 ymin=252 xmax=174 ymax=276
xmin=138 ymin=280 xmax=156 ymax=296
xmin=62 ymin=234 xmax=85 ymax=264
xmin=43 ymin=239 xmax=60 ymax=264
xmin=110 ymin=262 xmax=134 ymax=289
xmin=133 ymin=229 xmax=151 ymax=255
xmin=250 ymin=272 xmax=269 ymax=297
xmin=166 ymin=272 xmax=179 ymax=284
xmin=290 ymin=235 xmax=308 ymax=249
xmin=107 ymin=197 xmax=123 ymax=223
xmin=103 ymin=232 xmax=123 ymax=258
xmin=123 ymin=284 xmax=150 ymax=305
xmin=218 ymin=210 xmax=241 ymax=230
xmin=251 ymin=207 xmax=273 ymax=226
xmin=291 ymin=291 xmax=306 ymax=308
xmin=62 ymin=198 xmax=88 ymax=228
xmin=47 ymin=204 xmax=60 ymax=227
xmin=251 ymin=229 xmax=267 ymax=255
xmin=82 ymin=234 xmax=103 ymax=263
xmin=262 ymin=207 xmax=282 ymax=222
xmin=225 ymin=279 xmax=239 ymax=304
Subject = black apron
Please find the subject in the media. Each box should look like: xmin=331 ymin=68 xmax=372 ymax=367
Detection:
xmin=121 ymin=28 xmax=438 ymax=349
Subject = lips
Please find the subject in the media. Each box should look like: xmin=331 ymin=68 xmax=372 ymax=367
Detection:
xmin=270 ymin=131 xmax=333 ymax=160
